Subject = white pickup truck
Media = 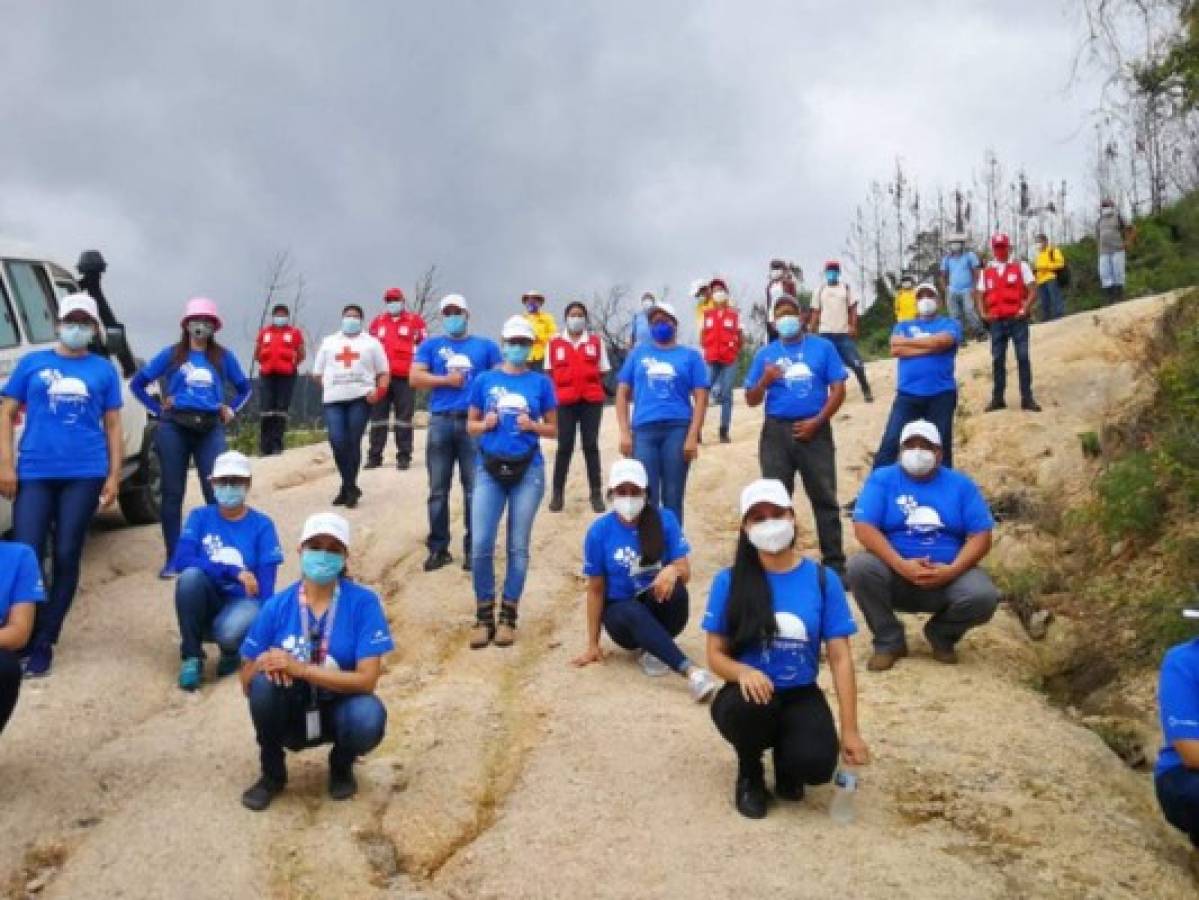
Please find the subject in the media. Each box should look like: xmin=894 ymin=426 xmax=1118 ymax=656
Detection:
xmin=0 ymin=241 xmax=160 ymax=532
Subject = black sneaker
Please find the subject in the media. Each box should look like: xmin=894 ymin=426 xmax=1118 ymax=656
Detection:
xmin=984 ymin=399 xmax=1006 ymax=412
xmin=589 ymin=492 xmax=605 ymax=514
xmin=863 ymin=389 xmax=875 ymax=404
xmin=423 ymin=549 xmax=453 ymax=572
xmin=329 ymin=766 xmax=358 ymax=801
xmin=396 ymin=458 xmax=411 ymax=471
xmin=719 ymin=431 xmax=731 ymax=444
xmin=241 ymin=775 xmax=286 ymax=811
xmin=735 ymin=775 xmax=769 ymax=819
xmin=1021 ymin=399 xmax=1043 ymax=412
xmin=344 ymin=486 xmax=362 ymax=509
xmin=363 ymin=459 xmax=382 ymax=471
xmin=332 ymin=488 xmax=348 ymax=506
xmin=548 ymin=492 xmax=564 ymax=513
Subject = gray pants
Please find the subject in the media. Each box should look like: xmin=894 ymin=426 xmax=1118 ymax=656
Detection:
xmin=759 ymin=418 xmax=844 ymax=572
xmin=846 ymin=551 xmax=999 ymax=653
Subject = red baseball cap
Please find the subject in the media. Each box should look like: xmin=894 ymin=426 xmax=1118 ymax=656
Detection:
xmin=824 ymin=259 xmax=841 ymax=271
xmin=991 ymin=232 xmax=1011 ymax=247
xmin=384 ymin=287 xmax=405 ymax=302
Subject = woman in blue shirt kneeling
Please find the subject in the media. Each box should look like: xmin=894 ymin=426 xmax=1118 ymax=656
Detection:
xmin=172 ymin=451 xmax=284 ymax=692
xmin=0 ymin=542 xmax=46 ymax=734
xmin=704 ymin=479 xmax=870 ymax=819
xmin=131 ymin=297 xmax=251 ymax=579
xmin=572 ymin=458 xmax=718 ymax=702
xmin=238 ymin=512 xmax=394 ymax=811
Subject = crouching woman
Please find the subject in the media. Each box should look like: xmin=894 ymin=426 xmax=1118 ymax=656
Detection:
xmin=238 ymin=512 xmax=394 ymax=811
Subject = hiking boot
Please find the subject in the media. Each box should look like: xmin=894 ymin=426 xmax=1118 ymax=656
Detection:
xmin=344 ymin=486 xmax=362 ymax=510
xmin=589 ymin=491 xmax=605 ymax=514
xmin=734 ymin=773 xmax=769 ymax=819
xmin=548 ymin=492 xmax=565 ymax=513
xmin=931 ymin=646 xmax=959 ymax=665
xmin=495 ymin=603 xmax=518 ymax=648
xmin=178 ymin=657 xmax=203 ymax=691
xmin=241 ymin=774 xmax=286 ymax=811
xmin=328 ymin=765 xmax=358 ymax=801
xmin=719 ymin=430 xmax=731 ymax=444
xmin=216 ymin=652 xmax=241 ymax=679
xmin=1021 ymin=399 xmax=1043 ymax=412
xmin=396 ymin=457 xmax=411 ymax=471
xmin=470 ymin=605 xmax=495 ymax=649
xmin=332 ymin=488 xmax=348 ymax=506
xmin=687 ymin=667 xmax=719 ymax=703
xmin=984 ymin=399 xmax=1006 ymax=412
xmin=423 ymin=549 xmax=453 ymax=572
xmin=867 ymin=647 xmax=908 ymax=672
xmin=22 ymin=643 xmax=53 ymax=678
xmin=363 ymin=459 xmax=382 ymax=471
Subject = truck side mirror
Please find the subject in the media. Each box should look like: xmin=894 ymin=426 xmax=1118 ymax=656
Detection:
xmin=105 ymin=324 xmax=129 ymax=357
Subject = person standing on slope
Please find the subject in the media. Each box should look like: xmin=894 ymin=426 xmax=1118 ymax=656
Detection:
xmin=939 ymin=235 xmax=984 ymax=340
xmin=701 ymin=284 xmax=743 ymax=444
xmin=410 ymin=294 xmax=502 ymax=573
xmin=974 ymin=233 xmax=1041 ymax=412
xmin=743 ymin=294 xmax=848 ymax=576
xmin=629 ymin=292 xmax=656 ymax=350
xmin=521 ymin=291 xmax=557 ymax=373
xmin=254 ymin=303 xmax=305 ymax=456
xmin=366 ymin=287 xmax=426 ymax=471
xmin=810 ymin=260 xmax=874 ymax=403
xmin=1096 ymin=199 xmax=1130 ymax=305
xmin=893 ymin=274 xmax=918 ymax=324
xmin=1032 ymin=233 xmax=1067 ymax=322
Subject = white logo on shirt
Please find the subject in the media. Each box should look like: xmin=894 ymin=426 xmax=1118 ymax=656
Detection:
xmin=780 ymin=358 xmax=814 ymax=397
xmin=641 ymin=357 xmax=678 ymax=399
xmin=898 ymin=495 xmax=945 ymax=546
xmin=202 ymin=533 xmax=246 ymax=569
xmin=181 ymin=363 xmax=215 ymax=388
xmin=39 ymin=369 xmax=91 ymax=423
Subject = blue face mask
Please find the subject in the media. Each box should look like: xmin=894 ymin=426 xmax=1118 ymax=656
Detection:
xmin=444 ymin=314 xmax=467 ymax=337
xmin=272 ymin=315 xmax=289 ymax=328
xmin=342 ymin=317 xmax=363 ymax=336
xmin=650 ymin=321 xmax=676 ymax=343
xmin=504 ymin=344 xmax=532 ymax=366
xmin=524 ymin=302 xmax=540 ymax=314
xmin=776 ymin=316 xmax=802 ymax=340
xmin=213 ymin=484 xmax=248 ymax=509
xmin=301 ymin=549 xmax=345 ymax=585
xmin=59 ymin=323 xmax=95 ymax=351
xmin=825 ymin=271 xmax=840 ymax=285
xmin=386 ymin=301 xmax=404 ymax=316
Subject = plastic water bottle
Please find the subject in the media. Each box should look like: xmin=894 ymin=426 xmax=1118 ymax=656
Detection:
xmin=829 ymin=767 xmax=858 ymax=824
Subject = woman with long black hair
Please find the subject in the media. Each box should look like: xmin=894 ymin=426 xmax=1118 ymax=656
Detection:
xmin=703 ymin=478 xmax=869 ymax=819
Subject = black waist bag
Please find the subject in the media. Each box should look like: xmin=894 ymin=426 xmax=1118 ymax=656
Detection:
xmin=167 ymin=409 xmax=221 ymax=434
xmin=482 ymin=450 xmax=536 ymax=487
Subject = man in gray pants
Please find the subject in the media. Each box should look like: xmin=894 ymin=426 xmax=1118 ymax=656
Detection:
xmin=846 ymin=419 xmax=999 ymax=671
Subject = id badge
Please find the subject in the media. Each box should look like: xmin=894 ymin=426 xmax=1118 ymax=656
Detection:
xmin=305 ymin=708 xmax=321 ymax=742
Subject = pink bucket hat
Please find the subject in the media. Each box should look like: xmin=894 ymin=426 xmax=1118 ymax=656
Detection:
xmin=181 ymin=297 xmax=223 ymax=330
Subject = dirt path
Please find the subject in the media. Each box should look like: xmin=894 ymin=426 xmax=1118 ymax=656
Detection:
xmin=2 ymin=295 xmax=1195 ymax=899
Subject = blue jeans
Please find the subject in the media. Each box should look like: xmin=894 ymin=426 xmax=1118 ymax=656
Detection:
xmin=707 ymin=361 xmax=737 ymax=434
xmin=633 ymin=421 xmax=691 ymax=525
xmin=1157 ymin=766 xmax=1199 ymax=847
xmin=823 ymin=333 xmax=872 ymax=397
xmin=470 ymin=462 xmax=546 ymax=605
xmin=1037 ymin=280 xmax=1064 ymax=321
xmin=989 ymin=318 xmax=1034 ymax=405
xmin=602 ymin=583 xmax=691 ymax=672
xmin=426 ymin=413 xmax=477 ymax=555
xmin=323 ymin=399 xmax=371 ymax=492
xmin=1098 ymin=251 xmax=1126 ymax=289
xmin=156 ymin=420 xmax=226 ymax=561
xmin=874 ymin=390 xmax=957 ymax=469
xmin=247 ymin=674 xmax=387 ymax=780
xmin=12 ymin=477 xmax=105 ymax=647
xmin=174 ymin=567 xmax=261 ymax=660
xmin=947 ymin=289 xmax=983 ymax=335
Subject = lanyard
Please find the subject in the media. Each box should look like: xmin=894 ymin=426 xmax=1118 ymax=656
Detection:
xmin=298 ymin=582 xmax=340 ymax=666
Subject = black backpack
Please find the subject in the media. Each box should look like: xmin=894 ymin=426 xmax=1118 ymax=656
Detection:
xmin=1054 ymin=248 xmax=1071 ymax=289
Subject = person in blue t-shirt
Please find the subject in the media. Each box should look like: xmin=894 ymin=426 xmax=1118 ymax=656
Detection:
xmin=1155 ymin=623 xmax=1199 ymax=852
xmin=848 ymin=420 xmax=999 ymax=672
xmin=703 ymin=479 xmax=868 ymax=819
xmin=744 ymin=293 xmax=848 ymax=575
xmin=939 ymin=237 xmax=984 ymax=339
xmin=0 ymin=293 xmax=123 ymax=678
xmin=238 ymin=512 xmax=394 ymax=811
xmin=172 ymin=451 xmax=284 ymax=692
xmin=629 ymin=292 xmax=655 ymax=349
xmin=616 ymin=300 xmax=709 ymax=525
xmin=0 ymin=542 xmax=45 ymax=734
xmin=466 ymin=316 xmax=558 ymax=651
xmin=130 ymin=297 xmax=251 ymax=579
xmin=873 ymin=283 xmax=961 ymax=470
xmin=572 ymin=459 xmax=718 ymax=701
xmin=411 ymin=294 xmax=502 ymax=574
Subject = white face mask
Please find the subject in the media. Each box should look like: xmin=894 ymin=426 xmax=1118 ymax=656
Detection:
xmin=613 ymin=495 xmax=645 ymax=521
xmin=566 ymin=315 xmax=587 ymax=334
xmin=900 ymin=447 xmax=937 ymax=478
xmin=746 ymin=518 xmax=795 ymax=554
xmin=916 ymin=297 xmax=938 ymax=317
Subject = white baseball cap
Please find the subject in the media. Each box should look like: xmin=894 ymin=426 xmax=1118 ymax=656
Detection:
xmin=915 ymin=282 xmax=940 ymax=298
xmin=211 ymin=451 xmax=252 ymax=480
xmin=739 ymin=479 xmax=792 ymax=517
xmin=58 ymin=292 xmax=101 ymax=325
xmin=650 ymin=300 xmax=679 ymax=323
xmin=300 ymin=512 xmax=352 ymax=550
xmin=501 ymin=315 xmax=536 ymax=341
xmin=900 ymin=419 xmax=942 ymax=447
xmin=440 ymin=293 xmax=469 ymax=313
xmin=608 ymin=458 xmax=648 ymax=491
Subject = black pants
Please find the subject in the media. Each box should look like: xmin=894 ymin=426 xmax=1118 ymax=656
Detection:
xmin=367 ymin=376 xmax=415 ymax=464
xmin=258 ymin=375 xmax=297 ymax=456
xmin=0 ymin=648 xmax=21 ymax=735
xmin=552 ymin=401 xmax=603 ymax=496
xmin=601 ymin=583 xmax=690 ymax=672
xmin=1157 ymin=766 xmax=1199 ymax=848
xmin=711 ymin=682 xmax=839 ymax=785
xmin=758 ymin=417 xmax=844 ymax=572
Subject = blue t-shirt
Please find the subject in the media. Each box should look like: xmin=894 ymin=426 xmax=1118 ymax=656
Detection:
xmin=582 ymin=508 xmax=690 ymax=602
xmin=630 ymin=312 xmax=653 ymax=348
xmin=1158 ymin=638 xmax=1199 ymax=775
xmin=893 ymin=317 xmax=961 ymax=397
xmin=940 ymin=251 xmax=981 ymax=293
xmin=240 ymin=578 xmax=395 ymax=670
xmin=702 ymin=559 xmax=857 ymax=689
xmin=131 ymin=347 xmax=251 ymax=416
xmin=415 ymin=335 xmax=502 ymax=414
xmin=744 ymin=336 xmax=847 ymax=420
xmin=617 ymin=344 xmax=710 ymax=429
xmin=2 ymin=350 xmax=123 ymax=479
xmin=0 ymin=542 xmax=46 ymax=628
xmin=468 ymin=369 xmax=558 ymax=463
xmin=853 ymin=464 xmax=994 ymax=564
xmin=172 ymin=505 xmax=285 ymax=599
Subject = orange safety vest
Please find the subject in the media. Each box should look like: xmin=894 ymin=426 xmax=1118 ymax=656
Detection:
xmin=548 ymin=334 xmax=605 ymax=405
xmin=256 ymin=326 xmax=304 ymax=376
xmin=701 ymin=307 xmax=742 ymax=365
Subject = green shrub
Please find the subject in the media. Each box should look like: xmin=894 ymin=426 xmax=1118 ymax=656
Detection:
xmin=1094 ymin=451 xmax=1166 ymax=541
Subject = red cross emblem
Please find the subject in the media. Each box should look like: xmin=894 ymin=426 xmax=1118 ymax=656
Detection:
xmin=335 ymin=345 xmax=360 ymax=369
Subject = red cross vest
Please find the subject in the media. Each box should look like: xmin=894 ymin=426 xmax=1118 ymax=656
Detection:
xmin=982 ymin=263 xmax=1027 ymax=320
xmin=548 ymin=334 xmax=605 ymax=405
xmin=701 ymin=307 xmax=742 ymax=365
xmin=369 ymin=311 xmax=427 ymax=377
xmin=255 ymin=325 xmax=304 ymax=376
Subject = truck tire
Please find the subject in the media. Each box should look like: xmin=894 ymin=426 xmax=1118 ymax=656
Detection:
xmin=119 ymin=423 xmax=162 ymax=525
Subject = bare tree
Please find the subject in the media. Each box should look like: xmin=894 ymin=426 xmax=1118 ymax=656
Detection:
xmin=409 ymin=265 xmax=440 ymax=329
xmin=247 ymin=250 xmax=305 ymax=380
xmin=587 ymin=285 xmax=634 ymax=366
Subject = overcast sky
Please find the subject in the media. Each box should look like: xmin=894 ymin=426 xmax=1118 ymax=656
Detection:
xmin=0 ymin=0 xmax=1103 ymax=354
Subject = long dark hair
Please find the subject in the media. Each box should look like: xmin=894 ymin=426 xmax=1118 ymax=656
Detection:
xmin=725 ymin=531 xmax=777 ymax=656
xmin=636 ymin=503 xmax=665 ymax=567
xmin=170 ymin=326 xmax=226 ymax=370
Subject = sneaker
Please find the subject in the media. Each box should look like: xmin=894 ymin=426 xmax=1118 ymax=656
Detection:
xmin=687 ymin=667 xmax=719 ymax=702
xmin=363 ymin=459 xmax=382 ymax=471
xmin=22 ymin=643 xmax=53 ymax=678
xmin=494 ymin=622 xmax=517 ymax=648
xmin=638 ymin=651 xmax=671 ymax=678
xmin=331 ymin=488 xmax=348 ymax=506
xmin=158 ymin=563 xmax=180 ymax=580
xmin=396 ymin=458 xmax=411 ymax=471
xmin=984 ymin=399 xmax=1006 ymax=412
xmin=1021 ymin=399 xmax=1043 ymax=412
xmin=469 ymin=620 xmax=494 ymax=650
xmin=548 ymin=492 xmax=564 ymax=513
xmin=867 ymin=647 xmax=908 ymax=672
xmin=734 ymin=774 xmax=769 ymax=819
xmin=329 ymin=765 xmax=358 ymax=801
xmin=240 ymin=775 xmax=286 ymax=812
xmin=344 ymin=487 xmax=362 ymax=510
xmin=178 ymin=657 xmax=203 ymax=691
xmin=216 ymin=652 xmax=241 ymax=679
xmin=589 ymin=491 xmax=605 ymax=514
xmin=423 ymin=549 xmax=453 ymax=572
xmin=863 ymin=389 xmax=875 ymax=404
xmin=719 ymin=430 xmax=731 ymax=444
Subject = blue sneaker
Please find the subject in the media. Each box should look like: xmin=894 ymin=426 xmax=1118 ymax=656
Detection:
xmin=22 ymin=644 xmax=53 ymax=678
xmin=158 ymin=564 xmax=180 ymax=580
xmin=178 ymin=657 xmax=203 ymax=691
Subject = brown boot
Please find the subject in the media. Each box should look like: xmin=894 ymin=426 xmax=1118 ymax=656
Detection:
xmin=470 ymin=603 xmax=495 ymax=650
xmin=867 ymin=647 xmax=909 ymax=672
xmin=494 ymin=602 xmax=518 ymax=648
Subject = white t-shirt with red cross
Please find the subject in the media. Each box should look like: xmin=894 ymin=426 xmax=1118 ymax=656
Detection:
xmin=313 ymin=332 xmax=389 ymax=404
